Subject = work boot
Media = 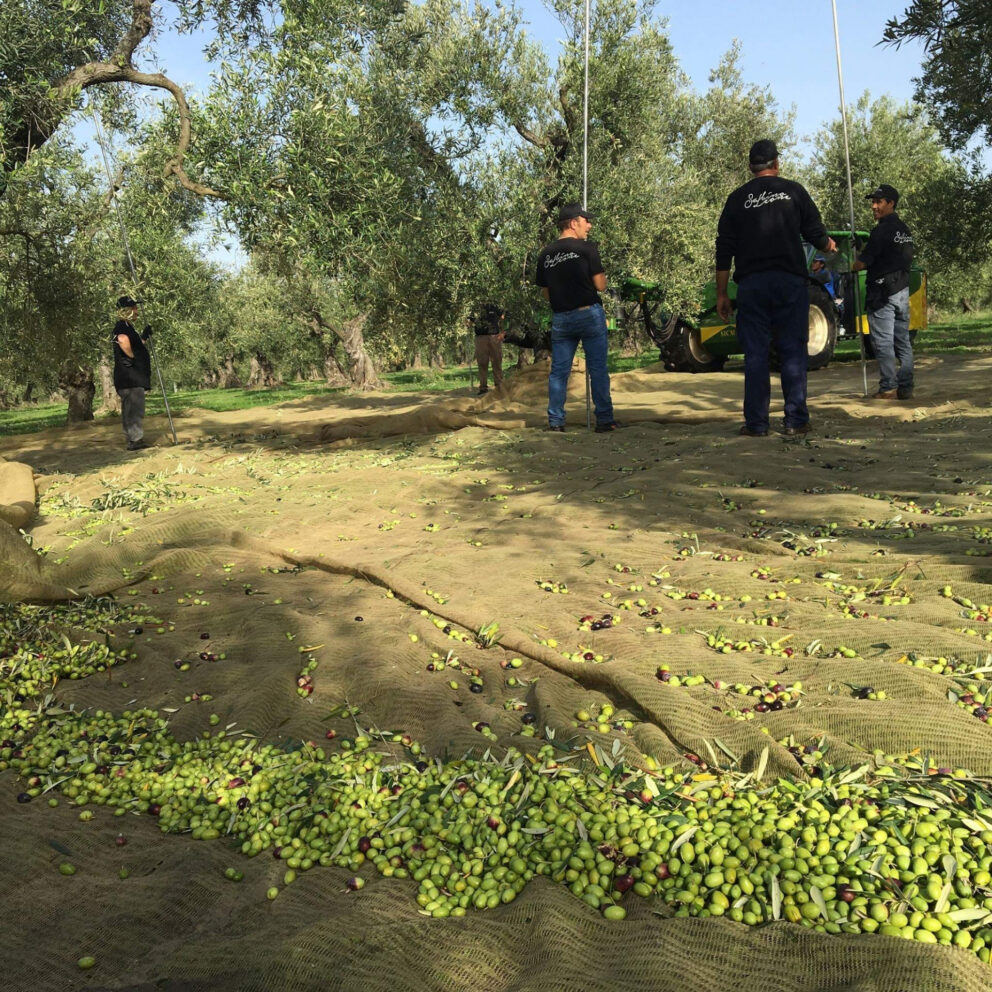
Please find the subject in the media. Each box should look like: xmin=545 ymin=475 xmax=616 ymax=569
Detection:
xmin=872 ymin=389 xmax=898 ymax=400
xmin=897 ymin=386 xmax=914 ymax=400
xmin=738 ymin=425 xmax=768 ymax=437
xmin=127 ymin=439 xmax=150 ymax=451
xmin=594 ymin=421 xmax=623 ymax=433
xmin=477 ymin=386 xmax=488 ymax=396
xmin=780 ymin=422 xmax=811 ymax=437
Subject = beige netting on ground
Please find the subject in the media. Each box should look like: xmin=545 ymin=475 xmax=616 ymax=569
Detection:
xmin=2 ymin=354 xmax=992 ymax=991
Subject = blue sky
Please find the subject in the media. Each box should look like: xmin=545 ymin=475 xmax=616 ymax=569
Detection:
xmin=96 ymin=1 xmax=926 ymax=267
xmin=146 ymin=1 xmax=925 ymax=139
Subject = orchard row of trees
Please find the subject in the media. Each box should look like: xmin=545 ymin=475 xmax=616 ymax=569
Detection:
xmin=1 ymin=0 xmax=991 ymax=417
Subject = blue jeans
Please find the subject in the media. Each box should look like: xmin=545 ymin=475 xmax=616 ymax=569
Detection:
xmin=548 ymin=304 xmax=614 ymax=427
xmin=868 ymin=287 xmax=912 ymax=391
xmin=734 ymin=271 xmax=809 ymax=432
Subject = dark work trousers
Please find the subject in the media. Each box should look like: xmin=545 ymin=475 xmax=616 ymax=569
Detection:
xmin=118 ymin=386 xmax=146 ymax=444
xmin=734 ymin=271 xmax=809 ymax=432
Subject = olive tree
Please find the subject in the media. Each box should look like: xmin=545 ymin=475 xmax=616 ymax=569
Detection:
xmin=883 ymin=1 xmax=992 ymax=151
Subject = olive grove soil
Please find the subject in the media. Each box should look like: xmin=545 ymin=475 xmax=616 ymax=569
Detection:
xmin=1 ymin=355 xmax=992 ymax=991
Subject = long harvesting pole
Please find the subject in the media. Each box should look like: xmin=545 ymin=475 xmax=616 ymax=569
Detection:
xmin=583 ymin=0 xmax=593 ymax=429
xmin=91 ymin=107 xmax=178 ymax=443
xmin=830 ymin=0 xmax=869 ymax=397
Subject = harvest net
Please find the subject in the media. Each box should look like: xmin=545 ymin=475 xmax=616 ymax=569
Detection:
xmin=2 ymin=354 xmax=992 ymax=991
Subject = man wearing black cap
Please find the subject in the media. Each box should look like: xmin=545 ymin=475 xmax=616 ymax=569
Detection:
xmin=111 ymin=296 xmax=153 ymax=450
xmin=534 ymin=203 xmax=618 ymax=432
xmin=852 ymin=184 xmax=915 ymax=400
xmin=715 ymin=140 xmax=835 ymax=437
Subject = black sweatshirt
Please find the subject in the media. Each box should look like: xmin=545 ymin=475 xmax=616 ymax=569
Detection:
xmin=859 ymin=212 xmax=914 ymax=285
xmin=715 ymin=175 xmax=830 ymax=282
xmin=112 ymin=320 xmax=151 ymax=391
xmin=535 ymin=238 xmax=604 ymax=313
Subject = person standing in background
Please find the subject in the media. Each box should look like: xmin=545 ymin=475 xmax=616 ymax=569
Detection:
xmin=535 ymin=203 xmax=618 ymax=433
xmin=112 ymin=295 xmax=152 ymax=451
xmin=472 ymin=303 xmax=505 ymax=396
xmin=852 ymin=184 xmax=916 ymax=400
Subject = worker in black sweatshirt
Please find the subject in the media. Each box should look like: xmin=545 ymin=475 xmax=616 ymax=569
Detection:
xmin=715 ymin=139 xmax=835 ymax=437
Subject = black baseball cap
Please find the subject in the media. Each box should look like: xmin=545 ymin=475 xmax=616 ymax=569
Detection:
xmin=866 ymin=183 xmax=900 ymax=204
xmin=117 ymin=295 xmax=141 ymax=308
xmin=748 ymin=139 xmax=779 ymax=165
xmin=556 ymin=202 xmax=594 ymax=225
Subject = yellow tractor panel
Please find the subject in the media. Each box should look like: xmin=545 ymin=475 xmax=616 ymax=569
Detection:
xmin=700 ymin=323 xmax=731 ymax=344
xmin=910 ymin=273 xmax=928 ymax=331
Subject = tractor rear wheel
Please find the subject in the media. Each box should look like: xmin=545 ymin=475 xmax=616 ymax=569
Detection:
xmin=771 ymin=284 xmax=839 ymax=372
xmin=805 ymin=284 xmax=839 ymax=370
xmin=660 ymin=320 xmax=726 ymax=373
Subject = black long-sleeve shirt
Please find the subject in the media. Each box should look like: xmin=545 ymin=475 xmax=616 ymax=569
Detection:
xmin=715 ymin=175 xmax=830 ymax=282
xmin=859 ymin=212 xmax=914 ymax=282
xmin=112 ymin=320 xmax=151 ymax=391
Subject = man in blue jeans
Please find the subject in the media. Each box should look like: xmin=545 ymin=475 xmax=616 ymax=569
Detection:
xmin=715 ymin=140 xmax=835 ymax=437
xmin=852 ymin=184 xmax=915 ymax=400
xmin=535 ymin=203 xmax=618 ymax=433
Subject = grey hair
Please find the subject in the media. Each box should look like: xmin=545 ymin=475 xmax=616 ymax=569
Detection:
xmin=749 ymin=159 xmax=777 ymax=173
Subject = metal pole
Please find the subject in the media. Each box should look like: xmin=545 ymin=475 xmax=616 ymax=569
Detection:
xmin=468 ymin=331 xmax=476 ymax=393
xmin=583 ymin=0 xmax=593 ymax=430
xmin=91 ymin=107 xmax=179 ymax=443
xmin=830 ymin=0 xmax=869 ymax=398
xmin=583 ymin=0 xmax=590 ymax=210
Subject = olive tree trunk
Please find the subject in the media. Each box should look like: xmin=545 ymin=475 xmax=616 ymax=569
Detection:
xmin=58 ymin=363 xmax=96 ymax=423
xmin=217 ymin=355 xmax=240 ymax=389
xmin=310 ymin=309 xmax=382 ymax=390
xmin=247 ymin=354 xmax=280 ymax=388
xmin=97 ymin=357 xmax=121 ymax=415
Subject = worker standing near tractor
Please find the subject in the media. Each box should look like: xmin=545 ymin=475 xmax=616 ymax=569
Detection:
xmin=852 ymin=184 xmax=916 ymax=400
xmin=715 ymin=140 xmax=836 ymax=437
xmin=535 ymin=203 xmax=619 ymax=433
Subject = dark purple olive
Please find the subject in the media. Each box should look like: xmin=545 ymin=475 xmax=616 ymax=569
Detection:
xmin=354 ymin=616 xmax=364 ymax=622
xmin=487 ymin=816 xmax=500 ymax=830
xmin=237 ymin=797 xmax=252 ymax=810
xmin=358 ymin=836 xmax=372 ymax=853
xmin=469 ymin=683 xmax=484 ymax=694
xmin=200 ymin=632 xmax=210 ymax=640
xmin=614 ymin=874 xmax=635 ymax=893
xmin=16 ymin=792 xmax=31 ymax=803
xmin=521 ymin=713 xmax=536 ymax=725
xmin=115 ymin=834 xmax=127 ymax=847
xmin=414 ymin=761 xmax=428 ymax=773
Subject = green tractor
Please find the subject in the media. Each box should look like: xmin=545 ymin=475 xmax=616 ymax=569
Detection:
xmin=620 ymin=231 xmax=928 ymax=373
